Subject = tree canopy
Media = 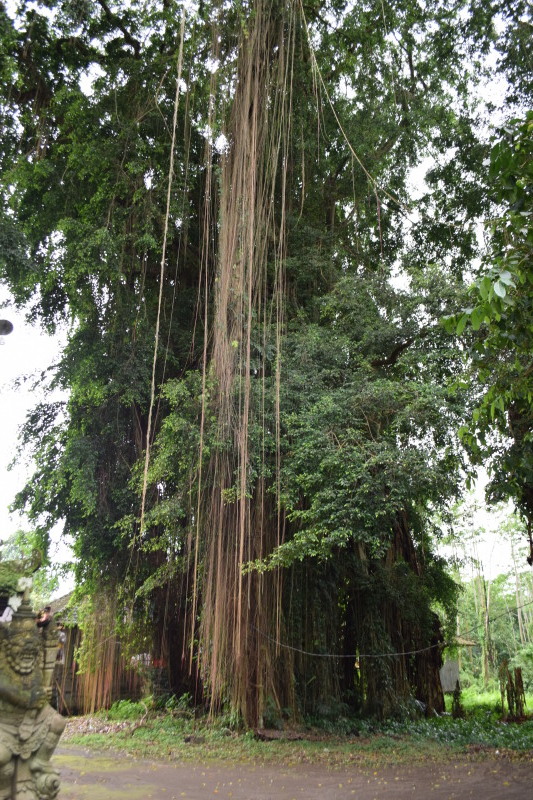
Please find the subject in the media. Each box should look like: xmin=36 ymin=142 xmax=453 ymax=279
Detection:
xmin=450 ymin=113 xmax=533 ymax=556
xmin=1 ymin=0 xmax=531 ymax=725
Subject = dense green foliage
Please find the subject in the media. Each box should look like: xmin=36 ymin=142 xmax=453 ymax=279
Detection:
xmin=1 ymin=0 xmax=531 ymax=725
xmin=0 ymin=529 xmax=59 ymax=605
xmin=448 ymin=113 xmax=533 ymax=537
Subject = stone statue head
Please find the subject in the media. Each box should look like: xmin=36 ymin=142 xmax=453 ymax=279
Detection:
xmin=1 ymin=599 xmax=42 ymax=676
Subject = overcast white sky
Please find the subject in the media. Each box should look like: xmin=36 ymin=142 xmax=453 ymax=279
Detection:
xmin=0 ymin=288 xmax=73 ymax=589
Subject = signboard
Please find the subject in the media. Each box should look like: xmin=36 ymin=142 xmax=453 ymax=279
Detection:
xmin=439 ymin=659 xmax=460 ymax=693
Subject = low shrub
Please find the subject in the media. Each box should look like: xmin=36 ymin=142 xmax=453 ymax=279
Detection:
xmin=104 ymin=699 xmax=148 ymax=721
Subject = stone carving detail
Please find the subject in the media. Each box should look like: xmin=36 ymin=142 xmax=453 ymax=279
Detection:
xmin=0 ymin=581 xmax=65 ymax=800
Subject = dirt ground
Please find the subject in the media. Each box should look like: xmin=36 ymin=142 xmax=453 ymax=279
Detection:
xmin=54 ymin=745 xmax=532 ymax=799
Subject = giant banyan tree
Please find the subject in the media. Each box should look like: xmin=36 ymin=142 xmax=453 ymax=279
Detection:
xmin=1 ymin=0 xmax=514 ymax=725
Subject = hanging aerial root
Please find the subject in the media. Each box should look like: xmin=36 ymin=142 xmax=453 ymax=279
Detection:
xmin=195 ymin=0 xmax=297 ymax=726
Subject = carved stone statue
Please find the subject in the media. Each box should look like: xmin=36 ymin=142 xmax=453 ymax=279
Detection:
xmin=0 ymin=579 xmax=65 ymax=800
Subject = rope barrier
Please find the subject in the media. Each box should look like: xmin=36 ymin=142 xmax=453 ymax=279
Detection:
xmin=253 ymin=598 xmax=533 ymax=660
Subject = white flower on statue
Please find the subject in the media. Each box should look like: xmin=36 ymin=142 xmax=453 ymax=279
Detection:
xmin=16 ymin=577 xmax=33 ymax=592
xmin=8 ymin=594 xmax=22 ymax=611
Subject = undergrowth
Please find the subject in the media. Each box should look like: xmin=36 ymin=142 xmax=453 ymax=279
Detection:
xmin=61 ymin=692 xmax=533 ymax=767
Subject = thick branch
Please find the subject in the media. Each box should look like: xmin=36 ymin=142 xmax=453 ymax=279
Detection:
xmin=371 ymin=327 xmax=431 ymax=369
xmin=95 ymin=0 xmax=141 ymax=58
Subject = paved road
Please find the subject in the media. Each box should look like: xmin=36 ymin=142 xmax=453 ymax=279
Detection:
xmin=54 ymin=745 xmax=532 ymax=799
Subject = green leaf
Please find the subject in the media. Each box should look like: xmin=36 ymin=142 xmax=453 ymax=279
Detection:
xmin=478 ymin=276 xmax=492 ymax=301
xmin=456 ymin=313 xmax=469 ymax=335
xmin=493 ymin=281 xmax=506 ymax=298
xmin=498 ymin=270 xmax=514 ymax=286
xmin=470 ymin=306 xmax=485 ymax=331
xmin=441 ymin=314 xmax=457 ymax=334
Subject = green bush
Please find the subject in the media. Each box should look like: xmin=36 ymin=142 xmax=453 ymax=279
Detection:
xmin=105 ymin=699 xmax=148 ymax=721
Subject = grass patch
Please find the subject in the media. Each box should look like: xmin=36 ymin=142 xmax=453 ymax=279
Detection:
xmin=63 ymin=718 xmax=448 ymax=769
xmin=61 ymin=695 xmax=533 ymax=769
xmin=447 ymin=686 xmax=533 ymax=715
